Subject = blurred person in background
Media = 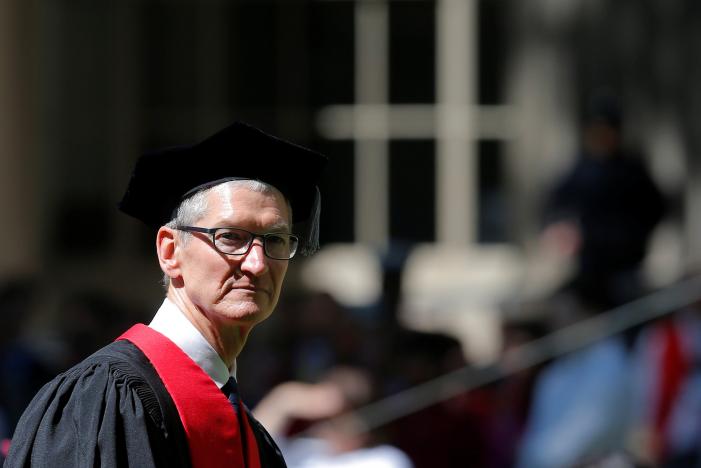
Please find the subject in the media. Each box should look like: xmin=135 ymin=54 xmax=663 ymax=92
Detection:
xmin=5 ymin=122 xmax=326 ymax=467
xmin=519 ymin=89 xmax=668 ymax=467
xmin=542 ymin=89 xmax=666 ymax=309
xmin=351 ymin=244 xmax=491 ymax=467
xmin=515 ymin=294 xmax=632 ymax=468
xmin=384 ymin=333 xmax=488 ymax=468
xmin=254 ymin=365 xmax=413 ymax=468
xmin=0 ymin=279 xmax=55 ymax=455
xmin=54 ymin=290 xmax=138 ymax=366
xmin=285 ymin=292 xmax=367 ymax=383
xmin=480 ymin=317 xmax=548 ymax=468
xmin=235 ymin=290 xmax=369 ymax=410
xmin=627 ymin=299 xmax=701 ymax=467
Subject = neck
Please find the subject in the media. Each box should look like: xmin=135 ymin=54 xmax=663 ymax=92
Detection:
xmin=166 ymin=287 xmax=250 ymax=370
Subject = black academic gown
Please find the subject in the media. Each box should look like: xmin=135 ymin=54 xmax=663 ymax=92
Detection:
xmin=4 ymin=335 xmax=286 ymax=467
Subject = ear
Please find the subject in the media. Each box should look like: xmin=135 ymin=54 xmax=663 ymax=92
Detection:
xmin=157 ymin=226 xmax=181 ymax=280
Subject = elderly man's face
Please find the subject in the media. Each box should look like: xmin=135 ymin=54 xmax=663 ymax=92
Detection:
xmin=176 ymin=184 xmax=291 ymax=328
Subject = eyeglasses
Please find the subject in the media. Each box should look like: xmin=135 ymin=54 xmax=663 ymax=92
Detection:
xmin=176 ymin=226 xmax=299 ymax=260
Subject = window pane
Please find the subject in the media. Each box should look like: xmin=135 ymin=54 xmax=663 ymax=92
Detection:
xmin=478 ymin=140 xmax=510 ymax=243
xmin=478 ymin=0 xmax=506 ymax=104
xmin=390 ymin=140 xmax=435 ymax=242
xmin=316 ymin=140 xmax=355 ymax=244
xmin=389 ymin=1 xmax=435 ymax=103
xmin=310 ymin=2 xmax=355 ymax=106
xmin=228 ymin=2 xmax=277 ymax=109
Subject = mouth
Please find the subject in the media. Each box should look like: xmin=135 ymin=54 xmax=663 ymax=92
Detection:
xmin=232 ymin=283 xmax=269 ymax=296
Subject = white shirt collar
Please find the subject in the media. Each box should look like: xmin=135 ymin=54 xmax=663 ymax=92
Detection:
xmin=148 ymin=298 xmax=235 ymax=389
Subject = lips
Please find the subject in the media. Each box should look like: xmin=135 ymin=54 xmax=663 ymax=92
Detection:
xmin=232 ymin=283 xmax=269 ymax=296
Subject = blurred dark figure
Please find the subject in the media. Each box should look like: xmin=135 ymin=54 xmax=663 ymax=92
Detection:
xmin=286 ymin=292 xmax=367 ymax=382
xmin=384 ymin=332 xmax=490 ymax=468
xmin=0 ymin=285 xmax=139 ymax=451
xmin=366 ymin=244 xmax=491 ymax=467
xmin=542 ymin=90 xmax=666 ymax=308
xmin=0 ymin=279 xmax=54 ymax=445
xmin=55 ymin=290 xmax=137 ymax=366
xmin=254 ymin=365 xmax=413 ymax=468
xmin=481 ymin=318 xmax=548 ymax=468
xmin=371 ymin=243 xmax=452 ymax=393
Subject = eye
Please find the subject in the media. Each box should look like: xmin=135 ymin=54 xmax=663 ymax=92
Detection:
xmin=266 ymin=234 xmax=289 ymax=246
xmin=216 ymin=229 xmax=249 ymax=245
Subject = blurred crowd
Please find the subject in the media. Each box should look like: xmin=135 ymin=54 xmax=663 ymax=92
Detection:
xmin=2 ymin=264 xmax=700 ymax=468
xmin=1 ymin=95 xmax=699 ymax=467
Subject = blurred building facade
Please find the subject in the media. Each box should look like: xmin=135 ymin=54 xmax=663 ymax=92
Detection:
xmin=0 ymin=0 xmax=697 ymax=355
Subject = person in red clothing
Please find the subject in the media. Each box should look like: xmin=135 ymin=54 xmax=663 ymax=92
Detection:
xmin=629 ymin=304 xmax=701 ymax=466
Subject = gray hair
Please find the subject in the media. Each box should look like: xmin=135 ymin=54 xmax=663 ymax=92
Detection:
xmin=161 ymin=179 xmax=290 ymax=288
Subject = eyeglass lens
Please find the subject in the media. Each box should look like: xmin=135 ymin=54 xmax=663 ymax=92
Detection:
xmin=213 ymin=228 xmax=298 ymax=259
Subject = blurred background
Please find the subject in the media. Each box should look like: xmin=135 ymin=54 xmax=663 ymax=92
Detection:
xmin=2 ymin=0 xmax=701 ymax=467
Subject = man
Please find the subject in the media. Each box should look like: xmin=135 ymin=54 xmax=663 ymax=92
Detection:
xmin=5 ymin=122 xmax=326 ymax=467
xmin=542 ymin=91 xmax=666 ymax=308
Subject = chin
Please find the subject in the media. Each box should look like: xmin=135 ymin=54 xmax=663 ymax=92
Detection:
xmin=219 ymin=301 xmax=271 ymax=324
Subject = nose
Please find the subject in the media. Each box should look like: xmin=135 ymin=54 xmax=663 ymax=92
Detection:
xmin=240 ymin=239 xmax=268 ymax=276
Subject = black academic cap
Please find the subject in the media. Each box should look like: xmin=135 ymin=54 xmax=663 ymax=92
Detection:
xmin=118 ymin=122 xmax=327 ymax=255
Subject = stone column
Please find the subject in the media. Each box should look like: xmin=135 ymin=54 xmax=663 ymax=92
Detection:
xmin=0 ymin=0 xmax=39 ymax=277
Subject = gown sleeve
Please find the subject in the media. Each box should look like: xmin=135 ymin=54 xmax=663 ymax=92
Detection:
xmin=5 ymin=342 xmax=190 ymax=468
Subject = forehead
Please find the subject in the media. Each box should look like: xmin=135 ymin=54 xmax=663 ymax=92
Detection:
xmin=205 ymin=183 xmax=291 ymax=227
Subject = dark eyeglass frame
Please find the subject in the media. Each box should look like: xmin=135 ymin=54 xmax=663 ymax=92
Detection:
xmin=176 ymin=226 xmax=299 ymax=260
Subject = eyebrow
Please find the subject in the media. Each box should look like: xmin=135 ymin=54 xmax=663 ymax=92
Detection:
xmin=214 ymin=220 xmax=291 ymax=233
xmin=264 ymin=221 xmax=292 ymax=233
